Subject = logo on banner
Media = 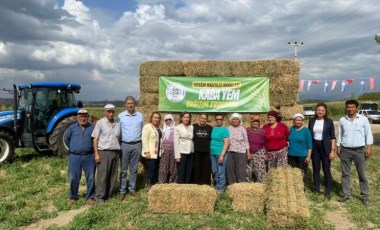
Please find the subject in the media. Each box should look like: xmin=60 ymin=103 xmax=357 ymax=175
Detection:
xmin=166 ymin=82 xmax=186 ymax=103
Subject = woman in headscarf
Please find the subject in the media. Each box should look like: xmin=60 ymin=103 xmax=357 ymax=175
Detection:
xmin=288 ymin=113 xmax=312 ymax=186
xmin=158 ymin=114 xmax=178 ymax=183
xmin=263 ymin=110 xmax=290 ymax=169
xmin=246 ymin=114 xmax=267 ymax=183
xmin=227 ymin=113 xmax=250 ymax=184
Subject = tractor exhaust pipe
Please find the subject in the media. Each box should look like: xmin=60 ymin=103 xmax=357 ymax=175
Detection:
xmin=13 ymin=84 xmax=18 ymax=133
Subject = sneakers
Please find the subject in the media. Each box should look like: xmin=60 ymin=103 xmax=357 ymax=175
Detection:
xmin=338 ymin=196 xmax=350 ymax=202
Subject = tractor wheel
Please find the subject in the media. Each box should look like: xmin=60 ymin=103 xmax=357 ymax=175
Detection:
xmin=0 ymin=131 xmax=15 ymax=164
xmin=49 ymin=116 xmax=76 ymax=157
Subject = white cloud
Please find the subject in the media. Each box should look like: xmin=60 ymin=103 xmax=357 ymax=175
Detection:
xmin=0 ymin=0 xmax=379 ymax=100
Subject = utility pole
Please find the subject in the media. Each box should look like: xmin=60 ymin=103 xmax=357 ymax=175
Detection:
xmin=288 ymin=41 xmax=303 ymax=60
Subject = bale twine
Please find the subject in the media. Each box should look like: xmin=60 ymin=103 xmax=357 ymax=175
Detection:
xmin=227 ymin=183 xmax=266 ymax=214
xmin=265 ymin=167 xmax=310 ymax=228
xmin=148 ymin=184 xmax=218 ymax=213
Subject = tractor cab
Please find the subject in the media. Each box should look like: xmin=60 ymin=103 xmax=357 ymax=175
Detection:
xmin=17 ymin=83 xmax=81 ymax=152
xmin=0 ymin=82 xmax=82 ymax=163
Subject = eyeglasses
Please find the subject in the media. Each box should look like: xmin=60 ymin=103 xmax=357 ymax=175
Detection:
xmin=215 ymin=119 xmax=223 ymax=121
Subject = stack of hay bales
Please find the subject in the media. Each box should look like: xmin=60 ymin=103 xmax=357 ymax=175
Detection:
xmin=139 ymin=60 xmax=300 ymax=122
xmin=227 ymin=183 xmax=266 ymax=214
xmin=148 ymin=184 xmax=218 ymax=213
xmin=265 ymin=167 xmax=310 ymax=228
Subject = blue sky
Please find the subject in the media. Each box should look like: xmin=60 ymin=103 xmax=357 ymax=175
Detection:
xmin=0 ymin=0 xmax=379 ymax=101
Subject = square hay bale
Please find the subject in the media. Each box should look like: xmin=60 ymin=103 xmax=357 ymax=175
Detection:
xmin=279 ymin=103 xmax=304 ymax=120
xmin=148 ymin=184 xmax=218 ymax=213
xmin=265 ymin=167 xmax=310 ymax=228
xmin=183 ymin=61 xmax=233 ymax=76
xmin=140 ymin=61 xmax=184 ymax=77
xmin=138 ymin=93 xmax=159 ymax=106
xmin=140 ymin=76 xmax=159 ymax=94
xmin=227 ymin=183 xmax=266 ymax=214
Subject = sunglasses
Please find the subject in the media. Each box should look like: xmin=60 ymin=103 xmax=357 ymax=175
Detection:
xmin=165 ymin=119 xmax=172 ymax=121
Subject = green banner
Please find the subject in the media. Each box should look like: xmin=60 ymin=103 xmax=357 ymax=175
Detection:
xmin=158 ymin=76 xmax=270 ymax=112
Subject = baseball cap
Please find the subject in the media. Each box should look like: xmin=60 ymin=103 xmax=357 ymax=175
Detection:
xmin=104 ymin=104 xmax=116 ymax=111
xmin=77 ymin=109 xmax=88 ymax=115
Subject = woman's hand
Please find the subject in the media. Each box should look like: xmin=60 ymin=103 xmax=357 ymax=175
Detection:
xmin=329 ymin=151 xmax=335 ymax=160
xmin=145 ymin=152 xmax=151 ymax=160
xmin=218 ymin=155 xmax=224 ymax=165
xmin=305 ymin=156 xmax=311 ymax=164
xmin=247 ymin=153 xmax=253 ymax=161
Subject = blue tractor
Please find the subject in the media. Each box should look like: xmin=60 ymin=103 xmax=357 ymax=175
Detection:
xmin=0 ymin=82 xmax=83 ymax=163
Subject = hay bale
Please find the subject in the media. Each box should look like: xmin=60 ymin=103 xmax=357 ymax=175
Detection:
xmin=279 ymin=103 xmax=304 ymax=120
xmin=265 ymin=167 xmax=310 ymax=228
xmin=183 ymin=61 xmax=232 ymax=76
xmin=139 ymin=93 xmax=159 ymax=106
xmin=148 ymin=184 xmax=218 ymax=213
xmin=140 ymin=76 xmax=159 ymax=94
xmin=227 ymin=183 xmax=266 ymax=214
xmin=140 ymin=61 xmax=184 ymax=77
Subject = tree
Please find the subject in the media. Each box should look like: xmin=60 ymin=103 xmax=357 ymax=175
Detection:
xmin=376 ymin=35 xmax=380 ymax=45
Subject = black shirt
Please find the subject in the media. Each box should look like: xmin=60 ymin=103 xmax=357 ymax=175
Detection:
xmin=193 ymin=123 xmax=212 ymax=153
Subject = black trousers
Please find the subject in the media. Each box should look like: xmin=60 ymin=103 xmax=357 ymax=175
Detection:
xmin=312 ymin=140 xmax=332 ymax=193
xmin=288 ymin=155 xmax=308 ymax=185
xmin=177 ymin=153 xmax=193 ymax=184
xmin=193 ymin=151 xmax=211 ymax=185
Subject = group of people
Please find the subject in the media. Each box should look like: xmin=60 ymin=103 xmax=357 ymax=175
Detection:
xmin=65 ymin=98 xmax=373 ymax=206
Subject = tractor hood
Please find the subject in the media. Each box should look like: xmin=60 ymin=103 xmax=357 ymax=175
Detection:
xmin=0 ymin=110 xmax=21 ymax=125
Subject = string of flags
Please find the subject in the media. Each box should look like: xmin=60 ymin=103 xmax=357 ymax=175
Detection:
xmin=299 ymin=76 xmax=377 ymax=93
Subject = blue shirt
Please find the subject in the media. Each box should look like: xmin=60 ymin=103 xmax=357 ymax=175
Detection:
xmin=118 ymin=110 xmax=144 ymax=142
xmin=288 ymin=126 xmax=312 ymax=157
xmin=210 ymin=126 xmax=230 ymax=156
xmin=64 ymin=122 xmax=94 ymax=154
xmin=337 ymin=114 xmax=373 ymax=147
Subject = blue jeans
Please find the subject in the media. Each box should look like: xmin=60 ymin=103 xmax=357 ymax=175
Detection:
xmin=68 ymin=153 xmax=96 ymax=200
xmin=120 ymin=142 xmax=141 ymax=193
xmin=210 ymin=154 xmax=227 ymax=192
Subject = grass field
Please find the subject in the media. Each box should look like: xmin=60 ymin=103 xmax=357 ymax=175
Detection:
xmin=0 ymin=107 xmax=379 ymax=229
xmin=0 ymin=146 xmax=379 ymax=229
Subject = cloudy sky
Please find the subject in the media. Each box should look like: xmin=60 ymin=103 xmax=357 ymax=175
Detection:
xmin=0 ymin=0 xmax=379 ymax=101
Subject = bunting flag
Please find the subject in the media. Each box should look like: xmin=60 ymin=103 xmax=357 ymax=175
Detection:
xmin=307 ymin=80 xmax=312 ymax=91
xmin=331 ymin=80 xmax=338 ymax=91
xmin=299 ymin=80 xmax=305 ymax=92
xmin=360 ymin=80 xmax=365 ymax=91
xmin=341 ymin=81 xmax=346 ymax=92
xmin=369 ymin=76 xmax=375 ymax=90
xmin=299 ymin=76 xmax=378 ymax=93
xmin=345 ymin=79 xmax=354 ymax=84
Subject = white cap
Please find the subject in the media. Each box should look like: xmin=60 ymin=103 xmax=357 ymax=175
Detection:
xmin=77 ymin=109 xmax=88 ymax=115
xmin=293 ymin=113 xmax=305 ymax=120
xmin=104 ymin=104 xmax=116 ymax=111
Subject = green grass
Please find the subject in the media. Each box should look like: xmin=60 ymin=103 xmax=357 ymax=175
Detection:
xmin=1 ymin=146 xmax=379 ymax=229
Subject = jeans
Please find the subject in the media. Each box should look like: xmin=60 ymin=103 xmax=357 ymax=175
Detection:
xmin=340 ymin=147 xmax=368 ymax=199
xmin=68 ymin=153 xmax=96 ymax=200
xmin=146 ymin=158 xmax=159 ymax=184
xmin=210 ymin=154 xmax=227 ymax=192
xmin=120 ymin=142 xmax=141 ymax=193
